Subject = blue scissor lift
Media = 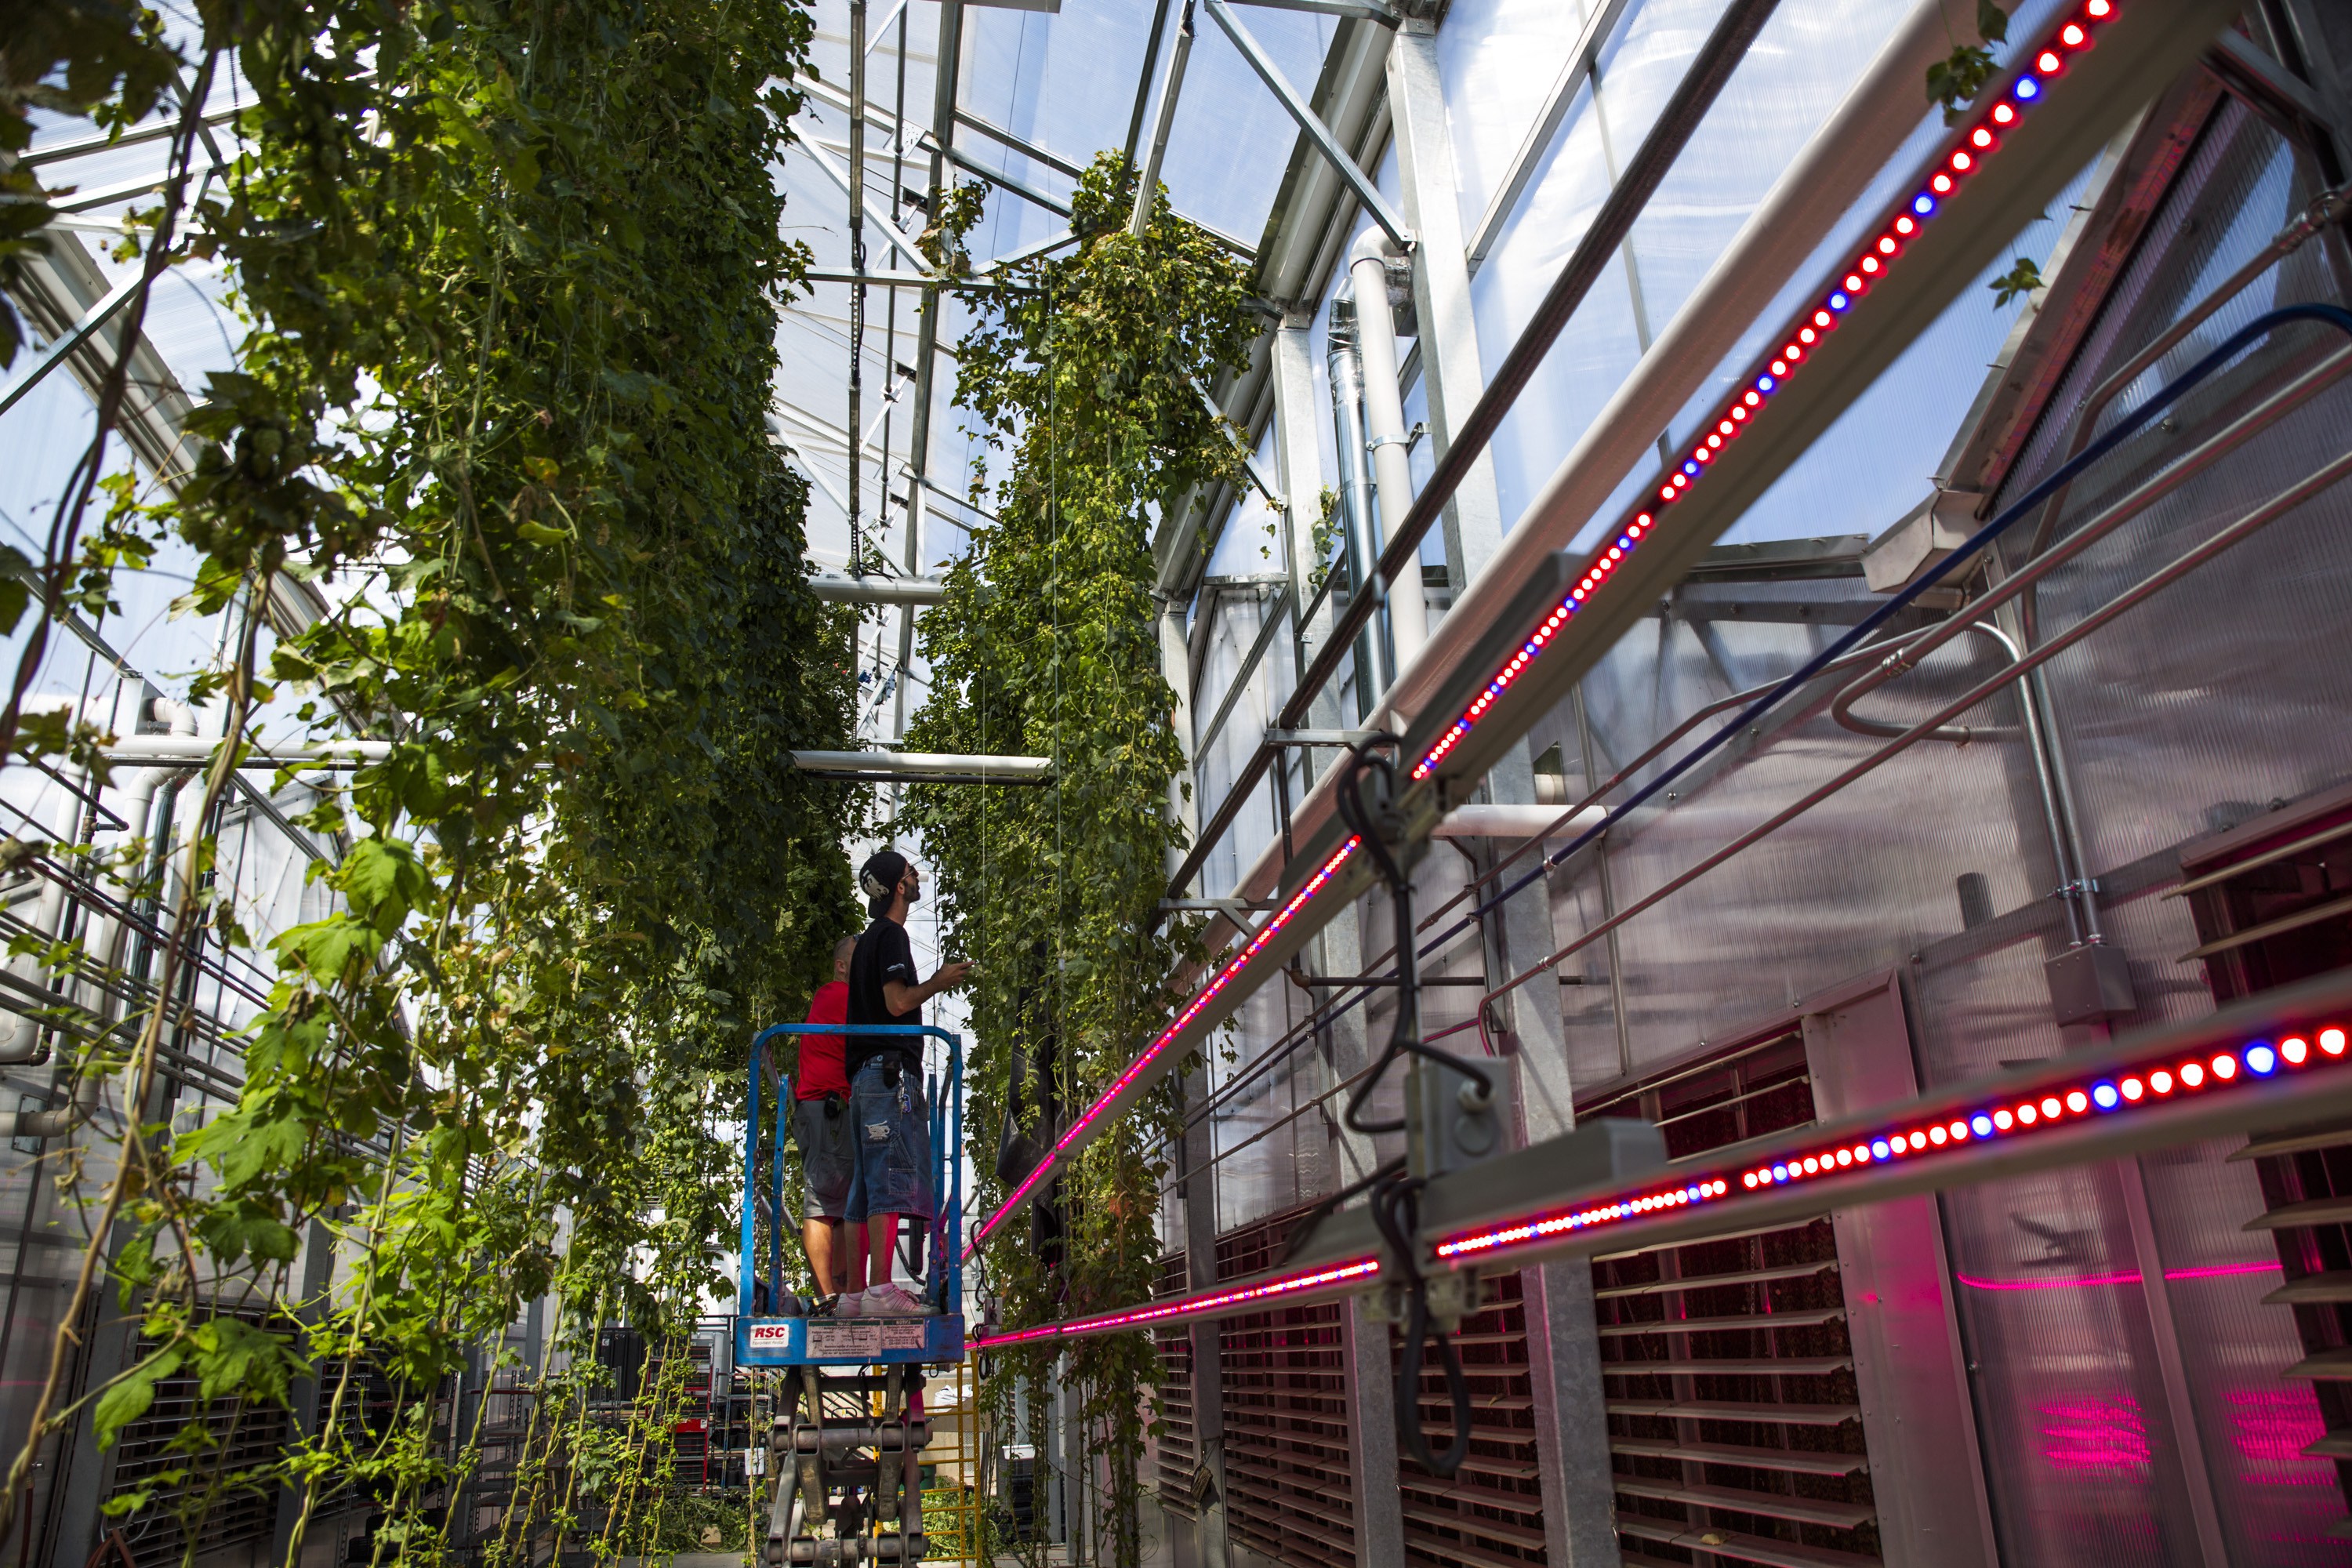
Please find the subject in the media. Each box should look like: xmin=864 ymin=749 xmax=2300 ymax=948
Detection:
xmin=737 ymin=1023 xmax=964 ymax=1565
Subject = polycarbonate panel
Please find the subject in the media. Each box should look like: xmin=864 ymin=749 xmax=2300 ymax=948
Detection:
xmin=1938 ymin=1160 xmax=2216 ymax=1565
xmin=2137 ymin=1135 xmax=2348 ymax=1559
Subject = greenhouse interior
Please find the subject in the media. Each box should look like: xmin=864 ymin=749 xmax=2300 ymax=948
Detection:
xmin=6 ymin=0 xmax=2352 ymax=1563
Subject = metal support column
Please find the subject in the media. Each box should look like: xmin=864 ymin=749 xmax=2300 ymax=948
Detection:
xmin=1385 ymin=20 xmax=1505 ymax=595
xmin=1274 ymin=311 xmax=1345 ymax=793
xmin=1317 ymin=907 xmax=1406 ymax=1568
xmin=1389 ymin=17 xmax=1620 ymax=1564
xmin=1179 ymin=1065 xmax=1228 ymax=1559
xmin=1162 ymin=601 xmax=1200 ymax=879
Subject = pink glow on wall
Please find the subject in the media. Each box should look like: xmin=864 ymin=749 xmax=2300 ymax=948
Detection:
xmin=2039 ymin=1396 xmax=2152 ymax=1477
xmin=2227 ymin=1388 xmax=2333 ymax=1486
xmin=1958 ymin=1260 xmax=2281 ymax=1291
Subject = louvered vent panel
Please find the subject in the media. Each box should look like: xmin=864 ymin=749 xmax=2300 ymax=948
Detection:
xmin=2185 ymin=808 xmax=2352 ymax=1525
xmin=1587 ymin=1033 xmax=1883 ymax=1568
xmin=105 ymin=1313 xmax=291 ymax=1568
xmin=1152 ymin=1248 xmax=1198 ymax=1515
xmin=1218 ymin=1203 xmax=1355 ymax=1568
xmin=1396 ymin=1268 xmax=1546 ymax=1568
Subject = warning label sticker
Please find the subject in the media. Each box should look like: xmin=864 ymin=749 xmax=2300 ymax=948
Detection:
xmin=809 ymin=1323 xmax=883 ymax=1358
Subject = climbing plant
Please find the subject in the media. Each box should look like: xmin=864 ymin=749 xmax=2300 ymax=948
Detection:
xmin=3 ymin=0 xmax=862 ymax=1559
xmin=898 ymin=153 xmax=1256 ymax=1568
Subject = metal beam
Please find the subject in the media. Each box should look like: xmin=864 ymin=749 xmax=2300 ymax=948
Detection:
xmin=1202 ymin=0 xmax=1412 ymax=249
xmin=789 ymin=750 xmax=1051 ymax=782
xmin=809 ymin=573 xmax=947 ymax=604
xmin=1465 ymin=0 xmax=1638 ymax=271
xmin=1133 ymin=0 xmax=1198 ymax=237
xmin=1225 ymin=0 xmax=1397 ymax=19
xmin=0 ymin=273 xmax=142 ymax=420
xmin=956 ymin=109 xmax=1087 ymax=180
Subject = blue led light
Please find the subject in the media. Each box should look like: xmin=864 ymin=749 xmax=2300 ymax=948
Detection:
xmin=1757 ymin=375 xmax=1775 ymax=392
xmin=2015 ymin=76 xmax=2039 ymax=100
xmin=1913 ymin=194 xmax=1935 ymax=216
xmin=1829 ymin=292 xmax=1850 ymax=310
xmin=2247 ymin=1044 xmax=2278 ymax=1074
xmin=1683 ymin=461 xmax=1700 ymax=476
xmin=2091 ymin=1082 xmax=2120 ymax=1110
xmin=1971 ymin=1113 xmax=1994 ymax=1137
xmin=1871 ymin=1139 xmax=1891 ymax=1160
xmin=1618 ymin=535 xmax=1632 ymax=549
xmin=1771 ymin=1164 xmax=1789 ymax=1182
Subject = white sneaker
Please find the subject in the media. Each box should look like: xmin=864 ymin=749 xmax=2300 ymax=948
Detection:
xmin=859 ymin=1283 xmax=930 ymax=1316
xmin=831 ymin=1290 xmax=864 ymax=1316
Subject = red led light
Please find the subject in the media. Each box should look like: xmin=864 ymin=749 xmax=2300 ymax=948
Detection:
xmin=2122 ymin=1076 xmax=2143 ymax=1100
xmin=2061 ymin=22 xmax=2085 ymax=44
xmin=2065 ymin=1090 xmax=2088 ymax=1114
xmin=1844 ymin=272 xmax=1865 ymax=291
xmin=1992 ymin=103 xmax=2016 ymax=125
xmin=2283 ymin=1037 xmax=2310 ymax=1065
xmin=1933 ymin=173 xmax=1953 ymax=193
xmin=2151 ymin=1069 xmax=2174 ymax=1094
xmin=2180 ymin=1062 xmax=2205 ymax=1088
xmin=1951 ymin=151 xmax=1973 ymax=172
xmin=1993 ymin=1108 xmax=2013 ymax=1129
xmin=2018 ymin=1103 xmax=2038 ymax=1125
xmin=2087 ymin=0 xmax=2110 ymax=13
xmin=2322 ymin=1027 xmax=2347 ymax=1054
xmin=1971 ymin=128 xmax=1995 ymax=149
xmin=2038 ymin=49 xmax=2062 ymax=72
xmin=1860 ymin=258 xmax=1881 ymax=275
xmin=972 ymin=1255 xmax=1385 ymax=1347
xmin=2212 ymin=1053 xmax=2238 ymax=1080
xmin=972 ymin=835 xmax=1363 ymax=1252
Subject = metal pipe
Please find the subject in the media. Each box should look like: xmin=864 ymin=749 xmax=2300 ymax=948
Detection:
xmin=1324 ymin=299 xmax=1388 ymax=699
xmin=811 ymin=573 xmax=946 ymax=605
xmin=1486 ymin=438 xmax=2352 ymax=1011
xmin=788 ymin=750 xmax=1050 ymax=780
xmin=1348 ymin=232 xmax=1427 ymax=666
xmin=847 ymin=0 xmax=870 ymax=563
xmin=1131 ymin=0 xmax=1195 ymax=238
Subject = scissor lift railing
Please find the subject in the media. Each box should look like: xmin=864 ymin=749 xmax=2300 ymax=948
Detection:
xmin=736 ymin=1023 xmax=967 ymax=1563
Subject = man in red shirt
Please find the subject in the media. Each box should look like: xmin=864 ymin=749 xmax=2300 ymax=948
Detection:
xmin=790 ymin=936 xmax=859 ymax=1305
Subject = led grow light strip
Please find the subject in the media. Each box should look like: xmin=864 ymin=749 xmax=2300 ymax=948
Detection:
xmin=1410 ymin=0 xmax=2119 ymax=783
xmin=971 ymin=1254 xmax=1383 ymax=1348
xmin=967 ymin=835 xmax=1365 ymax=1257
xmin=1436 ymin=1019 xmax=2349 ymax=1266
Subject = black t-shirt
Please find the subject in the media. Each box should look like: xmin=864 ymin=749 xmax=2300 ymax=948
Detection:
xmin=847 ymin=915 xmax=922 ymax=1075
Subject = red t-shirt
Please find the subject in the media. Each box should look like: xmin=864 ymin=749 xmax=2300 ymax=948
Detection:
xmin=796 ymin=982 xmax=851 ymax=1100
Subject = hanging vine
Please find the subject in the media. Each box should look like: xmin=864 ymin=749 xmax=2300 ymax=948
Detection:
xmin=898 ymin=153 xmax=1255 ymax=1568
xmin=5 ymin=0 xmax=860 ymax=1559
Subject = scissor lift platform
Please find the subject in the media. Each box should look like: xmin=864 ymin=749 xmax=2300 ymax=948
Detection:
xmin=737 ymin=1023 xmax=967 ymax=1563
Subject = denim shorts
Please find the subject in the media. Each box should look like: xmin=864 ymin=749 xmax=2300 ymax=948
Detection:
xmin=796 ymin=1094 xmax=856 ymax=1220
xmin=846 ymin=1058 xmax=933 ymax=1222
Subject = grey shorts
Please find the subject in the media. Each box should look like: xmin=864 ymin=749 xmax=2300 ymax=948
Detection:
xmin=797 ymin=1094 xmax=857 ymax=1220
xmin=847 ymin=1058 xmax=934 ymax=1221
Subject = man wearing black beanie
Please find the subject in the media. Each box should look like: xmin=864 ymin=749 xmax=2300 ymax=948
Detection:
xmin=841 ymin=849 xmax=970 ymax=1315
